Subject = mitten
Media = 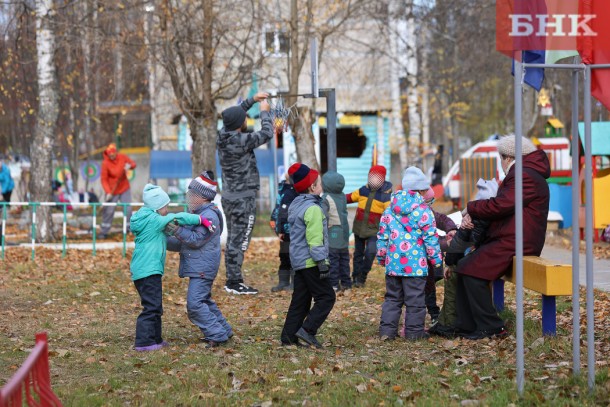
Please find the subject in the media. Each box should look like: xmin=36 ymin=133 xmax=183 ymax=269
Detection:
xmin=200 ymin=216 xmax=216 ymax=233
xmin=165 ymin=220 xmax=180 ymax=236
xmin=317 ymin=260 xmax=330 ymax=279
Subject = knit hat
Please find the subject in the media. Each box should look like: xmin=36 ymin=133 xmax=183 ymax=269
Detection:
xmin=402 ymin=166 xmax=430 ymax=191
xmin=288 ymin=163 xmax=319 ymax=193
xmin=106 ymin=143 xmax=117 ymax=154
xmin=222 ymin=106 xmax=247 ymax=131
xmin=422 ymin=187 xmax=435 ymax=202
xmin=497 ymin=135 xmax=537 ymax=158
xmin=143 ymin=183 xmax=170 ymax=211
xmin=368 ymin=165 xmax=386 ymax=190
xmin=475 ymin=178 xmax=499 ymax=200
xmin=188 ymin=170 xmax=217 ymax=200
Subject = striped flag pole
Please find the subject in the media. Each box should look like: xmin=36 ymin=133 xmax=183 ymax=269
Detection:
xmin=92 ymin=204 xmax=97 ymax=257
xmin=122 ymin=204 xmax=127 ymax=258
xmin=62 ymin=203 xmax=68 ymax=257
xmin=372 ymin=143 xmax=377 ymax=166
xmin=1 ymin=203 xmax=6 ymax=260
xmin=31 ymin=203 xmax=37 ymax=260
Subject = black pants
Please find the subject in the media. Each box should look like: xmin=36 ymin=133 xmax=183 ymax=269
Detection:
xmin=455 ymin=274 xmax=504 ymax=333
xmin=134 ymin=274 xmax=164 ymax=347
xmin=2 ymin=190 xmax=11 ymax=202
xmin=281 ymin=266 xmax=336 ymax=343
xmin=278 ymin=240 xmax=291 ymax=271
xmin=329 ymin=248 xmax=351 ymax=289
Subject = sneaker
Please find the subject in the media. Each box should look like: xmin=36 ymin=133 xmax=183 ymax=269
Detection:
xmin=460 ymin=327 xmax=508 ymax=340
xmin=353 ymin=281 xmax=364 ymax=288
xmin=429 ymin=323 xmax=456 ymax=338
xmin=281 ymin=339 xmax=308 ymax=348
xmin=379 ymin=335 xmax=395 ymax=342
xmin=225 ymin=282 xmax=259 ymax=295
xmin=135 ymin=343 xmax=164 ymax=352
xmin=295 ymin=327 xmax=322 ymax=349
xmin=332 ymin=286 xmax=339 ymax=293
xmin=204 ymin=340 xmax=227 ymax=349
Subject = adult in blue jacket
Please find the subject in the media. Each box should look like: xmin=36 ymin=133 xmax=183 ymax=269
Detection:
xmin=0 ymin=161 xmax=14 ymax=202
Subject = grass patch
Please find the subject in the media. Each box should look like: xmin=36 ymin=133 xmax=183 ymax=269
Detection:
xmin=1 ymin=243 xmax=609 ymax=405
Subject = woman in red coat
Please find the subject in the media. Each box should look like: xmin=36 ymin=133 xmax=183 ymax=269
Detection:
xmin=455 ymin=135 xmax=550 ymax=339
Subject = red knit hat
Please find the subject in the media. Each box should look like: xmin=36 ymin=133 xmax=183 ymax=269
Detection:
xmin=368 ymin=165 xmax=386 ymax=190
xmin=288 ymin=163 xmax=319 ymax=193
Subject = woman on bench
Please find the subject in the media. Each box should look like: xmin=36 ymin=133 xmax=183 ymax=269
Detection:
xmin=455 ymin=135 xmax=551 ymax=340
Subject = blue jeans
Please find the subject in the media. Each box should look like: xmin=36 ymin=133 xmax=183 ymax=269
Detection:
xmin=187 ymin=277 xmax=232 ymax=342
xmin=134 ymin=274 xmax=164 ymax=347
xmin=352 ymin=235 xmax=377 ymax=283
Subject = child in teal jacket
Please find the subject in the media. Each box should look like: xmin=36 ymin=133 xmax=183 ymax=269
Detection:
xmin=130 ymin=183 xmax=209 ymax=351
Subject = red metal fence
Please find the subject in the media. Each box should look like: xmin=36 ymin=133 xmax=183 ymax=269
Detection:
xmin=0 ymin=333 xmax=62 ymax=407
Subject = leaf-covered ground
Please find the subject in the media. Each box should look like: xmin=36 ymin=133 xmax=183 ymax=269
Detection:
xmin=1 ymin=241 xmax=609 ymax=406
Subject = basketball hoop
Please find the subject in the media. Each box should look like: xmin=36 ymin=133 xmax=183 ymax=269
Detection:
xmin=269 ymin=96 xmax=298 ymax=134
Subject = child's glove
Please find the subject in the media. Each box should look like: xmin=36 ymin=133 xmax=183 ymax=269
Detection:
xmin=317 ymin=260 xmax=330 ymax=279
xmin=165 ymin=220 xmax=180 ymax=236
xmin=200 ymin=216 xmax=216 ymax=233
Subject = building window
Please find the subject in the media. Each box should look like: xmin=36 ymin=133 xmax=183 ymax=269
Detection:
xmin=263 ymin=28 xmax=290 ymax=57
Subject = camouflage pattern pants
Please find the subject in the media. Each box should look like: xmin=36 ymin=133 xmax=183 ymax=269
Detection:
xmin=222 ymin=196 xmax=256 ymax=284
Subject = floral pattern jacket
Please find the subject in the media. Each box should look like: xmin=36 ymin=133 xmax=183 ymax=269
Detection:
xmin=376 ymin=190 xmax=443 ymax=277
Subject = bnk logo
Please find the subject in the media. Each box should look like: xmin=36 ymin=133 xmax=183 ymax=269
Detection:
xmin=496 ymin=0 xmax=610 ymax=55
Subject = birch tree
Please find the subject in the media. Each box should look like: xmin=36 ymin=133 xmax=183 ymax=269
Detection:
xmin=31 ymin=0 xmax=58 ymax=241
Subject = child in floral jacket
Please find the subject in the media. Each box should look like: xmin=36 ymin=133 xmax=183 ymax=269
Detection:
xmin=377 ymin=167 xmax=443 ymax=340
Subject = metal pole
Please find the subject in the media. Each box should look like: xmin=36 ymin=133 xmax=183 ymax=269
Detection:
xmin=92 ymin=203 xmax=97 ymax=256
xmin=1 ymin=203 xmax=6 ymax=260
xmin=31 ymin=203 xmax=37 ymax=261
xmin=583 ymin=65 xmax=595 ymax=391
xmin=514 ymin=57 xmax=525 ymax=396
xmin=122 ymin=204 xmax=127 ymax=258
xmin=571 ymin=69 xmax=581 ymax=376
xmin=62 ymin=203 xmax=67 ymax=257
xmin=320 ymin=88 xmax=337 ymax=172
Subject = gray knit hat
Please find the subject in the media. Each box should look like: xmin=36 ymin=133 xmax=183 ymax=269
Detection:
xmin=188 ymin=171 xmax=217 ymax=200
xmin=222 ymin=106 xmax=247 ymax=131
xmin=402 ymin=166 xmax=429 ymax=191
xmin=497 ymin=135 xmax=537 ymax=157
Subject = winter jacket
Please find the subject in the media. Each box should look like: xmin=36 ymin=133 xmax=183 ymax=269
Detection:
xmin=0 ymin=164 xmax=14 ymax=194
xmin=270 ymin=181 xmax=298 ymax=239
xmin=456 ymin=149 xmax=551 ymax=281
xmin=216 ymin=97 xmax=274 ymax=200
xmin=347 ymin=181 xmax=392 ymax=238
xmin=129 ymin=208 xmax=201 ymax=281
xmin=376 ymin=190 xmax=443 ymax=277
xmin=288 ymin=194 xmax=329 ymax=271
xmin=432 ymin=210 xmax=458 ymax=252
xmin=321 ymin=171 xmax=350 ymax=250
xmin=444 ymin=218 xmax=490 ymax=266
xmin=167 ymin=203 xmax=224 ymax=280
xmin=101 ymin=151 xmax=136 ymax=196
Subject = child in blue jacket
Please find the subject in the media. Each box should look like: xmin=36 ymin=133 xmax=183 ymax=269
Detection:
xmin=376 ymin=167 xmax=443 ymax=340
xmin=166 ymin=171 xmax=232 ymax=348
xmin=130 ymin=184 xmax=208 ymax=352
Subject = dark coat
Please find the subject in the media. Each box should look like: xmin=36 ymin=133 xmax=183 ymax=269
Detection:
xmin=455 ymin=149 xmax=551 ymax=281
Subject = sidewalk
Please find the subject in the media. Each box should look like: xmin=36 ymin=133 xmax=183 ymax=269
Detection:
xmin=541 ymin=244 xmax=610 ymax=292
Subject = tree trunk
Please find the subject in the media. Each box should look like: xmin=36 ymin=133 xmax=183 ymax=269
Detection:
xmin=389 ymin=0 xmax=407 ymax=170
xmin=32 ymin=0 xmax=58 ymax=242
xmin=293 ymin=106 xmax=318 ymax=170
xmin=187 ymin=116 xmax=217 ymax=178
xmin=404 ymin=2 xmax=421 ymax=165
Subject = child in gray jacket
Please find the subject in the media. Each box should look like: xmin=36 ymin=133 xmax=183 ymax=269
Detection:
xmin=166 ymin=171 xmax=232 ymax=348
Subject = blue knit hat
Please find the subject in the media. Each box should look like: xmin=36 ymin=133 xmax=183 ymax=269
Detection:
xmin=402 ymin=166 xmax=429 ymax=191
xmin=142 ymin=183 xmax=170 ymax=211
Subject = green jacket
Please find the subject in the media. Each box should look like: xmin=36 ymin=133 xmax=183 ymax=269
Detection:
xmin=287 ymin=194 xmax=329 ymax=271
xmin=129 ymin=207 xmax=201 ymax=281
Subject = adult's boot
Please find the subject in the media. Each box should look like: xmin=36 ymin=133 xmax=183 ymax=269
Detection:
xmin=271 ymin=269 xmax=291 ymax=292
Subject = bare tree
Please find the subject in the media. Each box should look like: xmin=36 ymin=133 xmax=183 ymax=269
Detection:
xmin=31 ymin=0 xmax=58 ymax=241
xmin=148 ymin=0 xmax=263 ymax=176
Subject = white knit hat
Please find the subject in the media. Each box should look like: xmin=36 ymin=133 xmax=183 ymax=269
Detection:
xmin=402 ymin=166 xmax=429 ymax=191
xmin=497 ymin=135 xmax=537 ymax=157
xmin=188 ymin=171 xmax=217 ymax=200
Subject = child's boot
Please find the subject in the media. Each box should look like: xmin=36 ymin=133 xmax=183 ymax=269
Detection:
xmin=271 ymin=269 xmax=291 ymax=292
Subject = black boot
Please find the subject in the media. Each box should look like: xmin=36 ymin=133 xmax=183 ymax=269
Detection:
xmin=272 ymin=269 xmax=291 ymax=292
